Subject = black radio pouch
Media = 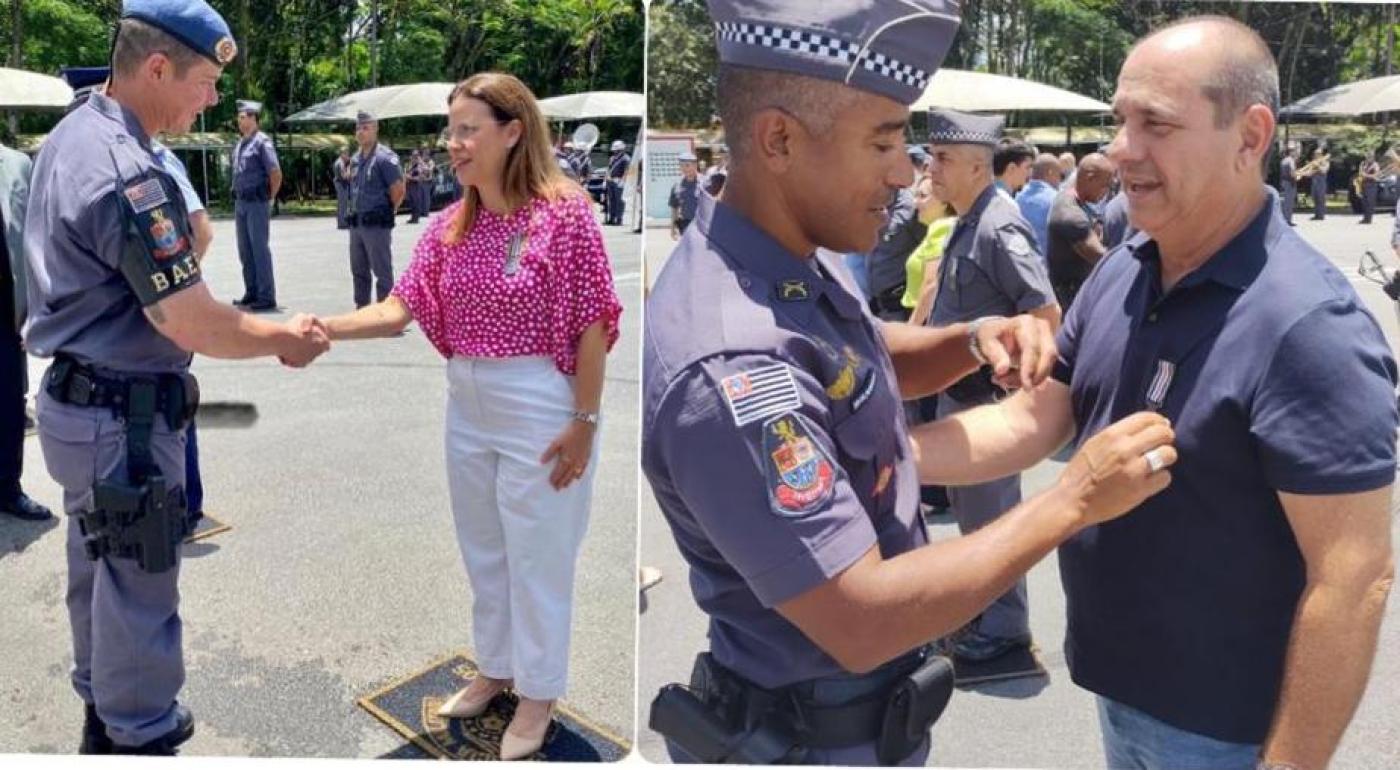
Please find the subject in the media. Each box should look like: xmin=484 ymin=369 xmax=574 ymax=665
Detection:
xmin=875 ymin=654 xmax=955 ymax=765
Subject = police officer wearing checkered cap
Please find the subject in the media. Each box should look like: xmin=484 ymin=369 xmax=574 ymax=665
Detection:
xmin=606 ymin=139 xmax=630 ymax=225
xmin=346 ymin=109 xmax=405 ymax=307
xmin=923 ymin=108 xmax=1060 ymax=666
xmin=641 ymin=0 xmax=1173 ymax=764
xmin=668 ymin=151 xmax=700 ymax=240
xmin=25 ymin=0 xmax=329 ymax=754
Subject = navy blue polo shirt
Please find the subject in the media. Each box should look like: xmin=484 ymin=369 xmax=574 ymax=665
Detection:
xmin=1052 ymin=192 xmax=1397 ymax=744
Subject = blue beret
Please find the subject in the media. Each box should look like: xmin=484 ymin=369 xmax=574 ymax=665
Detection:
xmin=59 ymin=67 xmax=111 ymax=90
xmin=121 ymin=0 xmax=237 ymax=66
xmin=927 ymin=108 xmax=1003 ymax=147
xmin=706 ymin=0 xmax=960 ymax=106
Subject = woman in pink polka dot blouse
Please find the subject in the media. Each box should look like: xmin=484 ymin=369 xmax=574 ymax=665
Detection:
xmin=322 ymin=72 xmax=621 ymax=759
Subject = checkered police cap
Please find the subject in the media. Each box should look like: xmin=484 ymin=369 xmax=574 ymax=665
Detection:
xmin=706 ymin=0 xmax=961 ymax=106
xmin=927 ymin=108 xmax=1004 ymax=147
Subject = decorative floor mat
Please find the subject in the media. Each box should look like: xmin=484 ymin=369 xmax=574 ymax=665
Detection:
xmin=184 ymin=514 xmax=230 ymax=544
xmin=358 ymin=652 xmax=631 ymax=762
xmin=952 ymin=644 xmax=1047 ymax=687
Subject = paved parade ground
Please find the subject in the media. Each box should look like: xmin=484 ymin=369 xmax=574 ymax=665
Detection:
xmin=637 ymin=213 xmax=1400 ymax=768
xmin=0 ymin=209 xmax=641 ymax=758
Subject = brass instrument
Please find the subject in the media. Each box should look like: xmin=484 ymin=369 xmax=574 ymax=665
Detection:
xmin=1296 ymin=152 xmax=1329 ymax=180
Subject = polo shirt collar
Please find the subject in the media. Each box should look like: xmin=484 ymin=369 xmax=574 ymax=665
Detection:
xmin=695 ymin=192 xmax=865 ymax=321
xmin=1128 ymin=191 xmax=1276 ymax=293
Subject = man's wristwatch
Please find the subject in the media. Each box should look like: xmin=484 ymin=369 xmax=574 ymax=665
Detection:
xmin=571 ymin=410 xmax=599 ymax=425
xmin=966 ymin=316 xmax=998 ymax=366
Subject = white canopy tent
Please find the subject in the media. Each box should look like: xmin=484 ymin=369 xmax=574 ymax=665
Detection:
xmin=1282 ymin=75 xmax=1400 ymax=117
xmin=910 ymin=69 xmax=1109 ymax=113
xmin=0 ymin=67 xmax=73 ymax=109
xmin=283 ymin=82 xmax=455 ymax=123
xmin=537 ymin=90 xmax=645 ymax=120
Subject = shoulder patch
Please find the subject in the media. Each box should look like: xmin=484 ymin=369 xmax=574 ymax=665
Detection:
xmin=124 ymin=178 xmax=169 ymax=214
xmin=763 ymin=413 xmax=837 ymax=517
xmin=1001 ymin=229 xmax=1035 ymax=260
xmin=720 ymin=363 xmax=801 ymax=427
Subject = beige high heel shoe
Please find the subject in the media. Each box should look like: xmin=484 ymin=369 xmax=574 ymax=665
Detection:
xmin=437 ymin=676 xmax=511 ymax=719
xmin=499 ymin=698 xmax=554 ymax=761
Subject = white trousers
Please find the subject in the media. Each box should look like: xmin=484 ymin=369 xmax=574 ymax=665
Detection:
xmin=444 ymin=356 xmax=597 ymax=699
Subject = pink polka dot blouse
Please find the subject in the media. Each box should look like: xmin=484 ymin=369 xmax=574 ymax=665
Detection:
xmin=392 ymin=192 xmax=622 ymax=375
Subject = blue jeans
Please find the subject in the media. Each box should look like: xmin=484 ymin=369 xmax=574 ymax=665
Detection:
xmin=1097 ymin=697 xmax=1259 ymax=770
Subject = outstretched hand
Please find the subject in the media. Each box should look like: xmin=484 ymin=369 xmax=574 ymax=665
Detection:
xmin=972 ymin=314 xmax=1057 ymax=391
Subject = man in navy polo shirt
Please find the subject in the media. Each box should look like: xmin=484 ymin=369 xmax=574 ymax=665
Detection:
xmin=912 ymin=16 xmax=1395 ymax=769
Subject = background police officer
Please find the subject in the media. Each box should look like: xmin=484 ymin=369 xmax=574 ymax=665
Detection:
xmin=606 ymin=139 xmax=630 ymax=225
xmin=332 ymin=144 xmax=353 ymax=229
xmin=1278 ymin=143 xmax=1298 ymax=226
xmin=924 ymin=109 xmax=1061 ymax=666
xmin=347 ymin=110 xmax=405 ymax=308
xmin=231 ymin=99 xmax=281 ymax=311
xmin=642 ymin=0 xmax=1173 ymax=764
xmin=24 ymin=0 xmax=329 ymax=754
xmin=668 ymin=150 xmax=699 ymax=240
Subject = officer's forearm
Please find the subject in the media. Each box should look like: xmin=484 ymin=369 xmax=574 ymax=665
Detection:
xmin=572 ymin=320 xmax=607 ymax=413
xmin=880 ymin=321 xmax=979 ymax=398
xmin=911 ymin=383 xmax=1073 ymax=485
xmin=189 ymin=211 xmax=214 ymax=261
xmin=268 ymin=169 xmax=283 ymax=200
xmin=323 ymin=297 xmax=413 ymax=340
xmin=147 ymin=283 xmax=308 ymax=359
xmin=779 ymin=481 xmax=1085 ymax=673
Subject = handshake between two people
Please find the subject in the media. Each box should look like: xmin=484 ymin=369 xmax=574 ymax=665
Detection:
xmin=278 ymin=313 xmax=331 ymax=368
xmin=272 ymin=299 xmax=416 ymax=368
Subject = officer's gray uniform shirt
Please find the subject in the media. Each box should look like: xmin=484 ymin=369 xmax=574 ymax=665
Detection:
xmin=668 ymin=177 xmax=699 ymax=222
xmin=350 ymin=143 xmax=402 ymax=221
xmin=642 ymin=192 xmax=925 ymax=690
xmin=929 ymin=183 xmax=1054 ymax=327
xmin=867 ymin=187 xmax=926 ymax=299
xmin=24 ymin=91 xmax=196 ymax=373
xmin=232 ymin=130 xmax=277 ymax=199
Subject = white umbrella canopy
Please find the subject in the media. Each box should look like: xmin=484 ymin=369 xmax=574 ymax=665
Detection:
xmin=1282 ymin=74 xmax=1400 ymax=117
xmin=910 ymin=68 xmax=1109 ymax=113
xmin=0 ymin=67 xmax=73 ymax=109
xmin=283 ymin=82 xmax=455 ymax=123
xmin=537 ymin=90 xmax=645 ymax=120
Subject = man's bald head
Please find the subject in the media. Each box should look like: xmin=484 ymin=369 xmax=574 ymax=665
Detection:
xmin=1031 ymin=153 xmax=1062 ymax=184
xmin=1075 ymin=152 xmax=1115 ymax=202
xmin=1131 ymin=15 xmax=1279 ymax=128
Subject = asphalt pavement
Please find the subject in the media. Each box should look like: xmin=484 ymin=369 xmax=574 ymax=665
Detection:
xmin=0 ymin=207 xmax=641 ymax=758
xmin=637 ymin=212 xmax=1400 ymax=768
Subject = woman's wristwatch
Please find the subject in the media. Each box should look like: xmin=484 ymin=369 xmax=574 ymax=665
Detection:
xmin=571 ymin=410 xmax=599 ymax=425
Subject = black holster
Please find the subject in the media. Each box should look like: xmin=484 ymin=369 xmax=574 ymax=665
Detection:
xmin=47 ymin=357 xmax=198 ymax=574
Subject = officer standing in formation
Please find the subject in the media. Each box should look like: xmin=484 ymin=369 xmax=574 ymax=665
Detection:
xmin=1307 ymin=145 xmax=1329 ymax=220
xmin=924 ymin=109 xmax=1061 ymax=666
xmin=332 ymin=144 xmax=353 ymax=229
xmin=231 ymin=99 xmax=281 ymax=311
xmin=606 ymin=139 xmax=630 ymax=225
xmin=0 ymin=128 xmax=51 ymax=522
xmin=24 ymin=0 xmax=330 ymax=754
xmin=668 ymin=150 xmax=700 ymax=240
xmin=346 ymin=110 xmax=405 ymax=308
xmin=1278 ymin=143 xmax=1298 ymax=226
xmin=405 ymin=144 xmax=435 ymax=223
xmin=642 ymin=0 xmax=1174 ymax=764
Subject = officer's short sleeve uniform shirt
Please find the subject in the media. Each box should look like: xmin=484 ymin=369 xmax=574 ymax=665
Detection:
xmin=668 ymin=178 xmax=699 ymax=221
xmin=232 ymin=130 xmax=278 ymax=197
xmin=929 ymin=184 xmax=1054 ymax=326
xmin=23 ymin=92 xmax=198 ymax=373
xmin=350 ymin=144 xmax=402 ymax=216
xmin=1051 ymin=191 xmax=1397 ymax=744
xmin=642 ymin=192 xmax=924 ymax=689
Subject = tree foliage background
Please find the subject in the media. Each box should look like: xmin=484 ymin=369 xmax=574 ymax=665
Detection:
xmin=2 ymin=0 xmax=645 ymax=130
xmin=648 ymin=0 xmax=1399 ymax=130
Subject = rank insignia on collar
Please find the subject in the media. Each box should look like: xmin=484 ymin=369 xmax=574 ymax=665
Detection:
xmin=778 ymin=279 xmax=810 ymax=301
xmin=763 ymin=413 xmax=837 ymax=517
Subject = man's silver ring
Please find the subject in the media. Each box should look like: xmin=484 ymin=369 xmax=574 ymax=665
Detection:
xmin=1144 ymin=448 xmax=1166 ymax=474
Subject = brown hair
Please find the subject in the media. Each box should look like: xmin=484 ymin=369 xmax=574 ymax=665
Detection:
xmin=443 ymin=72 xmax=579 ymax=244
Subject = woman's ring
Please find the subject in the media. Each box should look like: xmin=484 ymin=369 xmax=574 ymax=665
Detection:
xmin=1144 ymin=448 xmax=1166 ymax=474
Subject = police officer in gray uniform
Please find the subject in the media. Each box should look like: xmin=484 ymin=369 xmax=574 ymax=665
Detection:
xmin=668 ymin=150 xmax=700 ymax=239
xmin=606 ymin=139 xmax=630 ymax=225
xmin=347 ymin=110 xmax=405 ymax=308
xmin=641 ymin=1 xmax=1170 ymax=765
xmin=1278 ymin=143 xmax=1297 ymax=226
xmin=24 ymin=0 xmax=329 ymax=753
xmin=925 ymin=109 xmax=1060 ymax=665
xmin=332 ymin=145 xmax=353 ymax=230
xmin=231 ymin=99 xmax=281 ymax=311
